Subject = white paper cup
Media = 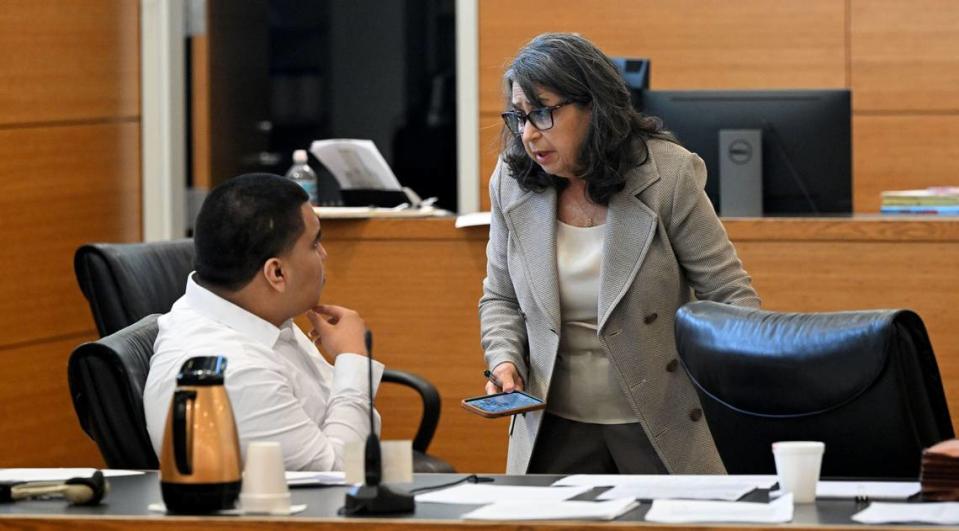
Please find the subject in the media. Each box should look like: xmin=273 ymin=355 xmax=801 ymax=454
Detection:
xmin=772 ymin=441 xmax=825 ymax=503
xmin=240 ymin=441 xmax=291 ymax=514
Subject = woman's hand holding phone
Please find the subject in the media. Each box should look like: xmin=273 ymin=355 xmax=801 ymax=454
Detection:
xmin=466 ymin=362 xmax=541 ymax=418
xmin=485 ymin=362 xmax=524 ymax=394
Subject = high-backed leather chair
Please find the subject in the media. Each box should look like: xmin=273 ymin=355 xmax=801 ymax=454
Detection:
xmin=69 ymin=314 xmax=160 ymax=469
xmin=675 ymin=300 xmax=954 ymax=478
xmin=74 ymin=240 xmax=194 ymax=337
xmin=72 ymin=242 xmax=453 ymax=472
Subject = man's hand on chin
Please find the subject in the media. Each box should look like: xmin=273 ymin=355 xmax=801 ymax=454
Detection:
xmin=306 ymin=304 xmax=369 ymax=359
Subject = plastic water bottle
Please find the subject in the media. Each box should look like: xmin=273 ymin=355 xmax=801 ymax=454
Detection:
xmin=285 ymin=149 xmax=318 ymax=205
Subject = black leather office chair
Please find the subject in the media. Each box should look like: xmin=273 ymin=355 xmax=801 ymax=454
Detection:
xmin=74 ymin=240 xmax=195 ymax=338
xmin=68 ymin=314 xmax=160 ymax=469
xmin=72 ymin=242 xmax=454 ymax=472
xmin=675 ymin=301 xmax=954 ymax=478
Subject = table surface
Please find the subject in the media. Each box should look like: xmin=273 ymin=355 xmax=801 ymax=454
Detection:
xmin=0 ymin=472 xmax=951 ymax=530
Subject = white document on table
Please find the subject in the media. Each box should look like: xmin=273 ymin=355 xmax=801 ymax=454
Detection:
xmin=309 ymin=139 xmax=401 ymax=190
xmin=645 ymin=493 xmax=794 ymax=524
xmin=553 ymin=474 xmax=778 ymax=490
xmin=598 ymin=482 xmax=756 ymax=501
xmin=853 ymin=502 xmax=959 ymax=525
xmin=454 ymin=211 xmax=491 ymax=228
xmin=462 ymin=498 xmax=639 ymax=521
xmin=415 ymin=484 xmax=590 ymax=504
xmin=0 ymin=468 xmax=143 ymax=481
xmin=816 ymin=481 xmax=920 ymax=500
xmin=284 ymin=470 xmax=346 ymax=486
xmin=314 ymin=206 xmax=447 ymax=219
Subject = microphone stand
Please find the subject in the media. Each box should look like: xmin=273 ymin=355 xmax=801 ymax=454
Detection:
xmin=343 ymin=331 xmax=415 ymax=515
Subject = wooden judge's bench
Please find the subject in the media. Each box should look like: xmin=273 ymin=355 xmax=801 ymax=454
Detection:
xmin=316 ymin=215 xmax=959 ymax=474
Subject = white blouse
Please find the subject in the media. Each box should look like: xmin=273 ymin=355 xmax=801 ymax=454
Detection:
xmin=550 ymin=221 xmax=639 ymax=424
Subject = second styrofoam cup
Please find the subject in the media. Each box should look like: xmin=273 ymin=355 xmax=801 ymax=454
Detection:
xmin=240 ymin=441 xmax=291 ymax=514
xmin=772 ymin=441 xmax=825 ymax=503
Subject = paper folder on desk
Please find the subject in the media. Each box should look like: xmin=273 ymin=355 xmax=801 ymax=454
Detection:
xmin=461 ymin=498 xmax=639 ymax=521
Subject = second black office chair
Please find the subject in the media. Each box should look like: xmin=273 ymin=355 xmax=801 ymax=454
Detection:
xmin=72 ymin=241 xmax=454 ymax=472
xmin=675 ymin=300 xmax=954 ymax=478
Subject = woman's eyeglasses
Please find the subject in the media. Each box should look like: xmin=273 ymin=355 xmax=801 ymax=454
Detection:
xmin=501 ymin=101 xmax=573 ymax=135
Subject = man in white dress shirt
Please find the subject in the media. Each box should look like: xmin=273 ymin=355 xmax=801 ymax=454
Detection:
xmin=144 ymin=173 xmax=383 ymax=471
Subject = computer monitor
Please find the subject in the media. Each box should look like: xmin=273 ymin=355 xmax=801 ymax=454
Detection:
xmin=640 ymin=90 xmax=851 ymax=216
xmin=611 ymin=57 xmax=650 ymax=110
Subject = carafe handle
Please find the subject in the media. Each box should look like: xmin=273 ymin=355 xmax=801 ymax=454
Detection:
xmin=173 ymin=389 xmax=197 ymax=475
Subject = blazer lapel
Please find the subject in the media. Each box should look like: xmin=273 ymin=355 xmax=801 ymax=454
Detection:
xmin=598 ymin=160 xmax=661 ymax=332
xmin=503 ymin=186 xmax=561 ymax=330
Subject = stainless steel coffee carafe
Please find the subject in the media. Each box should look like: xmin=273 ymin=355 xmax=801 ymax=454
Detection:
xmin=159 ymin=356 xmax=242 ymax=513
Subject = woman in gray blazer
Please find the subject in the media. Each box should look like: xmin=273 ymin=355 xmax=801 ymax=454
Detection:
xmin=479 ymin=33 xmax=761 ymax=475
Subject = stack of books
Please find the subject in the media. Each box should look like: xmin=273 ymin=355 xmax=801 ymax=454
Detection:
xmin=881 ymin=187 xmax=959 ymax=215
xmin=921 ymin=439 xmax=959 ymax=500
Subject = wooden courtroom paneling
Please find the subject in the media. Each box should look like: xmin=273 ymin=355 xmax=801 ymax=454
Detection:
xmin=0 ymin=0 xmax=139 ymax=470
xmin=0 ymin=0 xmax=139 ymax=125
xmin=0 ymin=123 xmax=141 ymax=348
xmin=478 ymin=0 xmax=847 ymax=111
xmin=851 ymin=0 xmax=959 ymax=112
xmin=0 ymin=334 xmax=104 ymax=467
xmin=477 ymin=0 xmax=847 ymax=210
xmin=319 ymin=217 xmax=959 ymax=473
xmin=853 ymin=115 xmax=959 ymax=213
xmin=320 ymin=220 xmax=509 ymax=472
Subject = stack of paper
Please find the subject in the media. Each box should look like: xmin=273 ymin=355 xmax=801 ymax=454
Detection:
xmin=921 ymin=439 xmax=959 ymax=500
xmin=462 ymin=498 xmax=639 ymax=521
xmin=415 ymin=484 xmax=590 ymax=505
xmin=853 ymin=502 xmax=959 ymax=525
xmin=815 ymin=481 xmax=920 ymax=500
xmin=553 ymin=474 xmax=776 ymax=501
xmin=644 ymin=493 xmax=794 ymax=523
xmin=284 ymin=471 xmax=346 ymax=486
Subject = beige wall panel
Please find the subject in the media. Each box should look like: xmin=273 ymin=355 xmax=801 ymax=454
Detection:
xmin=0 ymin=0 xmax=139 ymax=124
xmin=0 ymin=334 xmax=104 ymax=467
xmin=853 ymin=115 xmax=959 ymax=212
xmin=0 ymin=123 xmax=141 ymax=348
xmin=478 ymin=0 xmax=847 ymax=209
xmin=851 ymin=0 xmax=959 ymax=112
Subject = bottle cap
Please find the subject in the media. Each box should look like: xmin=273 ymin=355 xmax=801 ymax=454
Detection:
xmin=293 ymin=149 xmax=308 ymax=163
xmin=176 ymin=356 xmax=228 ymax=386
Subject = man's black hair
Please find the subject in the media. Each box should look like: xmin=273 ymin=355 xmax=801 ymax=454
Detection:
xmin=194 ymin=173 xmax=310 ymax=291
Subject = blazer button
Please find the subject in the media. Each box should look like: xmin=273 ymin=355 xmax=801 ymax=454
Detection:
xmin=689 ymin=408 xmax=703 ymax=422
xmin=665 ymin=359 xmax=679 ymax=372
xmin=644 ymin=313 xmax=658 ymax=325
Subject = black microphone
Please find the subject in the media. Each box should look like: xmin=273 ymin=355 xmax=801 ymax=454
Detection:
xmin=342 ymin=330 xmax=415 ymax=515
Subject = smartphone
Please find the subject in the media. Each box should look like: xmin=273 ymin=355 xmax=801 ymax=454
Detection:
xmin=461 ymin=390 xmax=546 ymax=418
